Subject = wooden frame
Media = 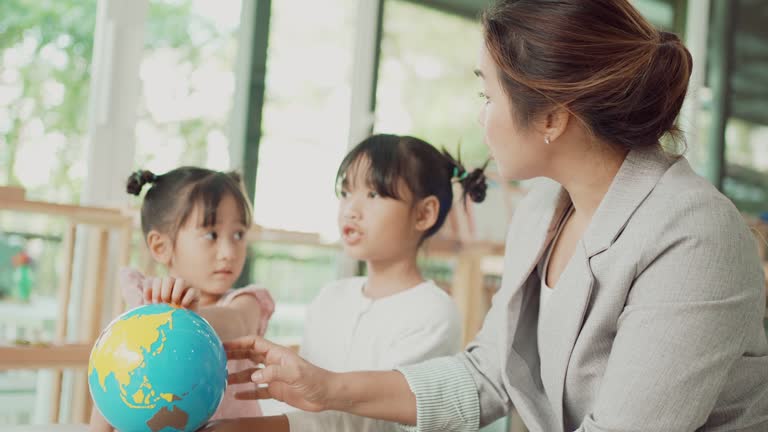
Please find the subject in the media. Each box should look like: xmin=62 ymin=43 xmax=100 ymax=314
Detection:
xmin=0 ymin=195 xmax=134 ymax=423
xmin=0 ymin=344 xmax=91 ymax=370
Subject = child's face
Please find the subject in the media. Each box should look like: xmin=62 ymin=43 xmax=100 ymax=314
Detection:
xmin=337 ymin=167 xmax=421 ymax=263
xmin=169 ymin=194 xmax=248 ymax=297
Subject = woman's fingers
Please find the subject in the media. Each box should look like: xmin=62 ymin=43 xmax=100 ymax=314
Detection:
xmin=222 ymin=337 xmax=329 ymax=413
xmin=228 ymin=368 xmax=260 ymax=385
xmin=233 ymin=388 xmax=272 ymax=400
xmin=223 ymin=335 xmax=280 ymax=365
xmin=224 ymin=349 xmax=265 ymax=365
xmin=223 ymin=335 xmax=270 ymax=354
xmin=252 ymin=364 xmax=294 ymax=385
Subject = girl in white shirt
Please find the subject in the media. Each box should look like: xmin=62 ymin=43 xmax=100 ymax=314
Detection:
xmin=226 ymin=134 xmax=489 ymax=432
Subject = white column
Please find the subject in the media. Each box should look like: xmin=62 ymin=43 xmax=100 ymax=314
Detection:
xmin=81 ymin=0 xmax=148 ymax=205
xmin=58 ymin=0 xmax=149 ymax=423
xmin=346 ymin=0 xmax=382 ymax=149
xmin=338 ymin=0 xmax=383 ymax=278
xmin=70 ymin=0 xmax=148 ymax=341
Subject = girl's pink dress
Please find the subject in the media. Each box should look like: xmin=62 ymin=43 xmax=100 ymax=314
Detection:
xmin=119 ymin=268 xmax=268 ymax=419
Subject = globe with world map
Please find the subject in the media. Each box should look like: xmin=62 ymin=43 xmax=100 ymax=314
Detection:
xmin=88 ymin=303 xmax=227 ymax=432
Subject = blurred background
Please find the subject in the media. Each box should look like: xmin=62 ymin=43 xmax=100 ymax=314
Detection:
xmin=0 ymin=0 xmax=766 ymax=429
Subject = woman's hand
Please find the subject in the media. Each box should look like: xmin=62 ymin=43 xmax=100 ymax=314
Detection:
xmin=224 ymin=336 xmax=333 ymax=412
xmin=141 ymin=276 xmax=199 ymax=311
xmin=225 ymin=336 xmax=417 ymax=424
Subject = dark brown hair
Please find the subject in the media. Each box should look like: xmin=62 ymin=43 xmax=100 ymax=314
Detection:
xmin=126 ymin=167 xmax=252 ymax=241
xmin=336 ymin=134 xmax=488 ymax=239
xmin=482 ymin=0 xmax=693 ymax=149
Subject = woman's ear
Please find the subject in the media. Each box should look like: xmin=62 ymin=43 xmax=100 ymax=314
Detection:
xmin=146 ymin=230 xmax=173 ymax=266
xmin=414 ymin=196 xmax=440 ymax=234
xmin=540 ymin=106 xmax=570 ymax=144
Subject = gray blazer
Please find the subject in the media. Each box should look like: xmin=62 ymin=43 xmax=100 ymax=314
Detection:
xmin=460 ymin=147 xmax=768 ymax=431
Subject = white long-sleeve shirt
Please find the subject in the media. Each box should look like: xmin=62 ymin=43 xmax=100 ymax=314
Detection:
xmin=283 ymin=277 xmax=462 ymax=432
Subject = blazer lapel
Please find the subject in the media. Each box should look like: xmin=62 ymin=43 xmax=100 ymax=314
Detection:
xmin=498 ymin=181 xmax=572 ymax=344
xmin=497 ymin=181 xmax=571 ymax=431
xmin=541 ymin=146 xmax=676 ymax=429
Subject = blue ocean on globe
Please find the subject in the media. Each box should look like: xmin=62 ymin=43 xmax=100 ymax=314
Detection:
xmin=88 ymin=303 xmax=227 ymax=432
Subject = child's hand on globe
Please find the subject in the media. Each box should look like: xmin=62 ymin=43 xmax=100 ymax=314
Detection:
xmin=141 ymin=276 xmax=199 ymax=311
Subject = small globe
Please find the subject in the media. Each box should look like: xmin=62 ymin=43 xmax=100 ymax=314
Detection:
xmin=88 ymin=303 xmax=227 ymax=432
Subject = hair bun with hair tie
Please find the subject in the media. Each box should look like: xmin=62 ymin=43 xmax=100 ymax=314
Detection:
xmin=228 ymin=171 xmax=243 ymax=184
xmin=464 ymin=168 xmax=488 ymax=204
xmin=126 ymin=170 xmax=158 ymax=196
xmin=452 ymin=166 xmax=469 ymax=183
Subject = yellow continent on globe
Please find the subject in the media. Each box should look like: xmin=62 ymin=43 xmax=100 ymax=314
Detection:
xmin=88 ymin=309 xmax=177 ymax=409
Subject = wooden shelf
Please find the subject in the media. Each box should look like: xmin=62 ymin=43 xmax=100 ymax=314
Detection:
xmin=0 ymin=199 xmax=131 ymax=228
xmin=0 ymin=343 xmax=91 ymax=371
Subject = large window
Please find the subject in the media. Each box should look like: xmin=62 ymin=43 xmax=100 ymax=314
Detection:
xmin=133 ymin=0 xmax=244 ymax=173
xmin=722 ymin=0 xmax=768 ymax=216
xmin=375 ymin=0 xmax=487 ymax=167
xmin=252 ymin=0 xmax=356 ymax=344
xmin=634 ymin=0 xmax=683 ymax=32
xmin=0 ymin=0 xmax=96 ymax=204
xmin=1 ymin=4 xmax=97 ymax=424
xmin=253 ymin=0 xmax=357 ymax=240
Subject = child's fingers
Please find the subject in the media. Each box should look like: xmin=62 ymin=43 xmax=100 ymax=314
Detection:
xmin=181 ymin=287 xmax=198 ymax=309
xmin=170 ymin=278 xmax=186 ymax=305
xmin=227 ymin=368 xmax=260 ymax=385
xmin=160 ymin=277 xmax=174 ymax=303
xmin=151 ymin=278 xmax=162 ymax=304
xmin=142 ymin=279 xmax=153 ymax=304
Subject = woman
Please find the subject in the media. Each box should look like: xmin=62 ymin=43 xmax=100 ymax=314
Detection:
xmin=217 ymin=0 xmax=768 ymax=431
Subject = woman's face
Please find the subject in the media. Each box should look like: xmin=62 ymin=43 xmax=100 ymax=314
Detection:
xmin=476 ymin=44 xmax=553 ymax=181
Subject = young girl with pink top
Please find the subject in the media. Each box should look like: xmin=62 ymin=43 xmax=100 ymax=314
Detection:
xmin=89 ymin=167 xmax=275 ymax=431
